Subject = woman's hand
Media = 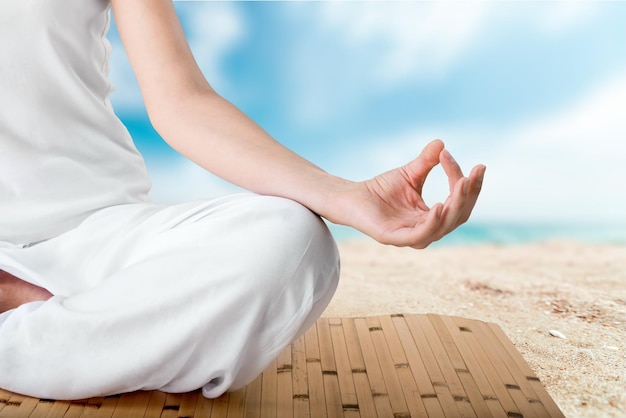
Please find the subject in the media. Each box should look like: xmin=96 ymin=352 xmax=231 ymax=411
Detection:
xmin=329 ymin=140 xmax=485 ymax=248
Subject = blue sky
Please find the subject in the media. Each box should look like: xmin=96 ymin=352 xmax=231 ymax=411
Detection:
xmin=108 ymin=1 xmax=626 ymax=226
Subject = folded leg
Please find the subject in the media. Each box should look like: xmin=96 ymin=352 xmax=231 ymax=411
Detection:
xmin=0 ymin=194 xmax=340 ymax=399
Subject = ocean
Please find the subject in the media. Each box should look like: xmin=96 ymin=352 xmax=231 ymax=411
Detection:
xmin=328 ymin=222 xmax=626 ymax=247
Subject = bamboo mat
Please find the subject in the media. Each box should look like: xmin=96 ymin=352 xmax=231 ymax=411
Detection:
xmin=0 ymin=314 xmax=564 ymax=418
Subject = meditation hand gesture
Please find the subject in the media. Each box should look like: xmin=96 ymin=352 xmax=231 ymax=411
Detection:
xmin=331 ymin=140 xmax=485 ymax=249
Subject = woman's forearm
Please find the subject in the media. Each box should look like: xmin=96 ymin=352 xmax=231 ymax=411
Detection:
xmin=112 ymin=0 xmax=354 ymax=222
xmin=150 ymin=89 xmax=354 ymax=221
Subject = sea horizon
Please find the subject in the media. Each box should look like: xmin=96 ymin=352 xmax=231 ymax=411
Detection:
xmin=329 ymin=221 xmax=626 ymax=247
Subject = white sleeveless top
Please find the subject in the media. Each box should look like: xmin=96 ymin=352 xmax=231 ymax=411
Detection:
xmin=0 ymin=0 xmax=151 ymax=244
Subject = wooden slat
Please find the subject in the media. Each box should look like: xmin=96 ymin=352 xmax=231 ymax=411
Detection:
xmin=405 ymin=314 xmax=461 ymax=417
xmin=466 ymin=319 xmax=544 ymax=418
xmin=73 ymin=397 xmax=101 ymax=418
xmin=304 ymin=324 xmax=325 ymax=418
xmin=42 ymin=401 xmax=71 ymax=418
xmin=317 ymin=318 xmax=343 ymax=418
xmin=275 ymin=343 xmax=293 ymax=417
xmin=417 ymin=315 xmax=477 ymax=418
xmin=341 ymin=318 xmax=377 ymax=418
xmin=111 ymin=391 xmax=151 ymax=418
xmin=177 ymin=390 xmax=200 ymax=418
xmin=259 ymin=357 xmax=277 ymax=418
xmin=159 ymin=393 xmax=181 ymax=418
xmin=366 ymin=316 xmax=410 ymax=417
xmin=391 ymin=315 xmax=446 ymax=418
xmin=25 ymin=399 xmax=54 ymax=417
xmin=58 ymin=401 xmax=85 ymax=418
xmin=208 ymin=391 xmax=229 ymax=418
xmin=488 ymin=322 xmax=566 ymax=418
xmin=243 ymin=373 xmax=263 ymax=418
xmin=428 ymin=314 xmax=492 ymax=418
xmin=0 ymin=393 xmax=31 ymax=418
xmin=452 ymin=316 xmax=523 ymax=417
xmin=16 ymin=397 xmax=40 ymax=418
xmin=193 ymin=392 xmax=214 ymax=418
xmin=354 ymin=317 xmax=395 ymax=417
xmin=141 ymin=391 xmax=166 ymax=418
xmin=87 ymin=395 xmax=119 ymax=418
xmin=0 ymin=388 xmax=11 ymax=406
xmin=0 ymin=314 xmax=564 ymax=418
xmin=436 ymin=315 xmax=508 ymax=418
xmin=291 ymin=334 xmax=310 ymax=418
xmin=226 ymin=387 xmax=246 ymax=418
xmin=328 ymin=317 xmax=359 ymax=413
xmin=379 ymin=315 xmax=429 ymax=418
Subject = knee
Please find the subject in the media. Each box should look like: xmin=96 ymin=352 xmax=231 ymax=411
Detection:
xmin=188 ymin=193 xmax=340 ymax=302
xmin=251 ymin=196 xmax=340 ymax=298
xmin=225 ymin=198 xmax=340 ymax=391
xmin=266 ymin=196 xmax=339 ymax=263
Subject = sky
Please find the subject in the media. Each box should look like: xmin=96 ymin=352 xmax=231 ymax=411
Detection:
xmin=107 ymin=1 xmax=626 ymax=229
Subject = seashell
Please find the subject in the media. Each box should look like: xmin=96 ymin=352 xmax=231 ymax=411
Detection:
xmin=549 ymin=330 xmax=567 ymax=339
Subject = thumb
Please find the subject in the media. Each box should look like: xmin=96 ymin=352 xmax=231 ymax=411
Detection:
xmin=403 ymin=139 xmax=444 ymax=192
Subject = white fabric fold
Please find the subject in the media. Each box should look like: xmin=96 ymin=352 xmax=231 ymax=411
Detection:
xmin=0 ymin=193 xmax=340 ymax=400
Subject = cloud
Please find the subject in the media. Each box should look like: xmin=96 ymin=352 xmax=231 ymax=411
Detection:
xmin=316 ymin=2 xmax=487 ymax=84
xmin=176 ymin=2 xmax=246 ymax=91
xmin=283 ymin=2 xmax=606 ymax=127
xmin=534 ymin=2 xmax=599 ymax=35
xmin=108 ymin=34 xmax=143 ymax=113
xmin=146 ymin=156 xmax=241 ymax=204
xmin=108 ymin=2 xmax=245 ymax=114
xmin=283 ymin=2 xmax=487 ymax=126
xmin=481 ymin=75 xmax=626 ymax=222
xmin=332 ymin=75 xmax=626 ymax=223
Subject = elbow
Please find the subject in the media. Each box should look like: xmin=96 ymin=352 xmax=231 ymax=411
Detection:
xmin=144 ymin=83 xmax=218 ymax=141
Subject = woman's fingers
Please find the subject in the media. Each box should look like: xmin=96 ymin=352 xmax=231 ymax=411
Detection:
xmin=428 ymin=163 xmax=485 ymax=243
xmin=403 ymin=140 xmax=444 ymax=194
xmin=433 ymin=177 xmax=468 ymax=240
xmin=440 ymin=148 xmax=465 ymax=192
xmin=409 ymin=203 xmax=444 ymax=249
xmin=365 ymin=144 xmax=485 ymax=249
xmin=454 ymin=164 xmax=486 ymax=227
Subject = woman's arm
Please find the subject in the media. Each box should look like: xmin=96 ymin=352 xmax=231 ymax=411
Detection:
xmin=111 ymin=0 xmax=485 ymax=248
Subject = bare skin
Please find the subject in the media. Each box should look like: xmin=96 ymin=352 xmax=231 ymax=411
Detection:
xmin=0 ymin=270 xmax=52 ymax=314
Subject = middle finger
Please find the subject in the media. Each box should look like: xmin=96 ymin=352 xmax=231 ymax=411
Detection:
xmin=441 ymin=149 xmax=465 ymax=192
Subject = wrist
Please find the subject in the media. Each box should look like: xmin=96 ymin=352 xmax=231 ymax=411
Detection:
xmin=308 ymin=175 xmax=363 ymax=226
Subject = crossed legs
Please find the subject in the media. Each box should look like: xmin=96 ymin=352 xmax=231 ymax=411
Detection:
xmin=0 ymin=194 xmax=340 ymax=400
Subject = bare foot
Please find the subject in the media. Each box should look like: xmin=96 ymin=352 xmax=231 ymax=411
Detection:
xmin=0 ymin=269 xmax=53 ymax=313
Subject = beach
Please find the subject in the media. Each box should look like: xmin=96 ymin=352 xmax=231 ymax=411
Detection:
xmin=323 ymin=240 xmax=626 ymax=418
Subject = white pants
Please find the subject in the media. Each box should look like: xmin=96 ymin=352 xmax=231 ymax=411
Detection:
xmin=0 ymin=193 xmax=340 ymax=400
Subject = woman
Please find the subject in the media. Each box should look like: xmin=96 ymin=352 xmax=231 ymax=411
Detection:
xmin=0 ymin=0 xmax=485 ymax=400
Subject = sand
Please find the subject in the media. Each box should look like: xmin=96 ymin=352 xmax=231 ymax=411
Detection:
xmin=322 ymin=240 xmax=626 ymax=418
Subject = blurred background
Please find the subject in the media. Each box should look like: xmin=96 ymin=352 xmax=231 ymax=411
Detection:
xmin=108 ymin=1 xmax=626 ymax=245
